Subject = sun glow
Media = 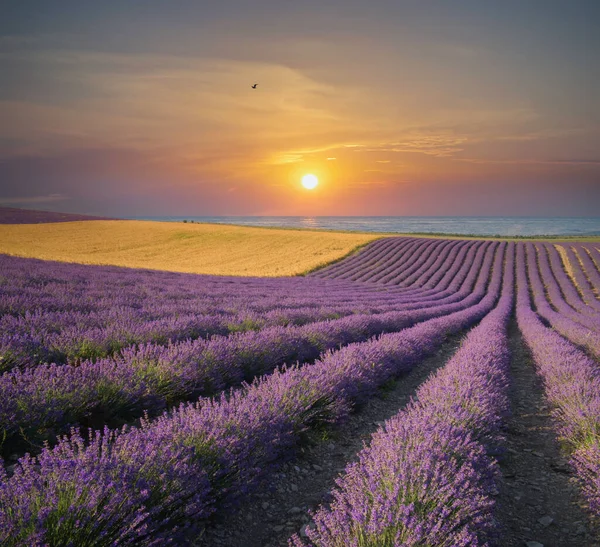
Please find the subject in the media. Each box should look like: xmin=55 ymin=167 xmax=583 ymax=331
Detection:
xmin=301 ymin=174 xmax=319 ymax=190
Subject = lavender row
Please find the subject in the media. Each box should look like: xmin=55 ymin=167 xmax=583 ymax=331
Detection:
xmin=533 ymin=244 xmax=600 ymax=331
xmin=0 ymin=238 xmax=489 ymax=384
xmin=543 ymin=244 xmax=600 ymax=317
xmin=0 ymin=240 xmax=480 ymax=370
xmin=327 ymin=237 xmax=457 ymax=284
xmin=0 ymin=237 xmax=476 ymax=325
xmin=0 ymin=240 xmax=492 ymax=399
xmin=389 ymin=239 xmax=466 ymax=287
xmin=355 ymin=238 xmax=444 ymax=284
xmin=1 ymin=239 xmax=448 ymax=311
xmin=0 ymin=301 xmax=404 ymax=372
xmin=391 ymin=239 xmax=465 ymax=287
xmin=566 ymin=245 xmax=600 ymax=311
xmin=293 ymin=244 xmax=514 ymax=547
xmin=524 ymin=243 xmax=600 ymax=358
xmin=356 ymin=238 xmax=473 ymax=292
xmin=0 ymin=243 xmax=506 ymax=546
xmin=311 ymin=237 xmax=414 ymax=279
xmin=350 ymin=239 xmax=477 ymax=295
xmin=0 ymin=252 xmax=407 ymax=320
xmin=313 ymin=237 xmax=460 ymax=286
xmin=311 ymin=236 xmax=421 ymax=281
xmin=516 ymin=244 xmax=600 ymax=519
xmin=0 ymin=241 xmax=497 ymax=452
xmin=315 ymin=238 xmax=479 ymax=302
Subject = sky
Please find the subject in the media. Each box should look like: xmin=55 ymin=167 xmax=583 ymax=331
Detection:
xmin=1 ymin=0 xmax=599 ymax=217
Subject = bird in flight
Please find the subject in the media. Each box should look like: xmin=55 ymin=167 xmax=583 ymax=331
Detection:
xmin=251 ymin=83 xmax=258 ymax=89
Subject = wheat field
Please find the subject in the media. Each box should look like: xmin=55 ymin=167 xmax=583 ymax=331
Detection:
xmin=0 ymin=220 xmax=380 ymax=276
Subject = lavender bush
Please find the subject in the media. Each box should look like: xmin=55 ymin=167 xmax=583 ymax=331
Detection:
xmin=291 ymin=244 xmax=514 ymax=547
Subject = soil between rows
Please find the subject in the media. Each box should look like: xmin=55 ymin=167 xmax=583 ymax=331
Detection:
xmin=200 ymin=319 xmax=600 ymax=547
xmin=199 ymin=333 xmax=464 ymax=547
xmin=495 ymin=319 xmax=600 ymax=546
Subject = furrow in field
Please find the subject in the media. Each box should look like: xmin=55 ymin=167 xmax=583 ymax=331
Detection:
xmin=328 ymin=239 xmax=479 ymax=302
xmin=0 ymin=305 xmax=366 ymax=373
xmin=355 ymin=238 xmax=458 ymax=287
xmin=565 ymin=244 xmax=600 ymax=306
xmin=202 ymin=333 xmax=466 ymax=547
xmin=319 ymin=237 xmax=417 ymax=281
xmin=384 ymin=238 xmax=462 ymax=287
xmin=313 ymin=237 xmax=476 ymax=300
xmin=0 ymin=254 xmax=371 ymax=315
xmin=313 ymin=237 xmax=439 ymax=285
xmin=350 ymin=238 xmax=469 ymax=296
xmin=348 ymin=238 xmax=423 ymax=282
xmin=0 ymin=287 xmax=460 ymax=374
xmin=420 ymin=240 xmax=471 ymax=290
xmin=516 ymin=243 xmax=600 ymax=527
xmin=495 ymin=319 xmax=596 ymax=545
xmin=583 ymin=245 xmax=600 ymax=277
xmin=1 ymin=251 xmax=436 ymax=320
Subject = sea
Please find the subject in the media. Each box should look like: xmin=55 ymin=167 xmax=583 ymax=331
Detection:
xmin=136 ymin=216 xmax=600 ymax=237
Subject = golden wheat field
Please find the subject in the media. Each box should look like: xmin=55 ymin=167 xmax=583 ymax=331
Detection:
xmin=0 ymin=220 xmax=380 ymax=276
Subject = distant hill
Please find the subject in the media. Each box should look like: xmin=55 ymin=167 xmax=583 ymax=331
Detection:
xmin=0 ymin=207 xmax=117 ymax=224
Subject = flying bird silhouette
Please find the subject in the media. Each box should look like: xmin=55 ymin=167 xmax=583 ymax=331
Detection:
xmin=251 ymin=83 xmax=258 ymax=89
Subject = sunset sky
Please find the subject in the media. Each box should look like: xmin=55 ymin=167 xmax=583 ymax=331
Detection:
xmin=1 ymin=1 xmax=599 ymax=216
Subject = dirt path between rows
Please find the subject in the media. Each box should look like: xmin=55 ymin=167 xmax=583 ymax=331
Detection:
xmin=495 ymin=319 xmax=599 ymax=546
xmin=199 ymin=333 xmax=464 ymax=547
xmin=199 ymin=320 xmax=600 ymax=547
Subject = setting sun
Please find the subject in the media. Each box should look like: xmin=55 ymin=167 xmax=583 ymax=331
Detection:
xmin=301 ymin=174 xmax=319 ymax=190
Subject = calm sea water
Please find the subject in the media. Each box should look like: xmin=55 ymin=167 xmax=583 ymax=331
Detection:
xmin=138 ymin=216 xmax=600 ymax=237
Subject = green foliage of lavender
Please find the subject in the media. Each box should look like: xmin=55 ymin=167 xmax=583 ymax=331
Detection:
xmin=291 ymin=245 xmax=514 ymax=546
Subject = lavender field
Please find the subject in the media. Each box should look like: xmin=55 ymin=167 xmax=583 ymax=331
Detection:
xmin=1 ymin=237 xmax=599 ymax=546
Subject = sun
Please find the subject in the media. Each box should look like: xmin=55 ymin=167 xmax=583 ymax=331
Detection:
xmin=301 ymin=174 xmax=319 ymax=190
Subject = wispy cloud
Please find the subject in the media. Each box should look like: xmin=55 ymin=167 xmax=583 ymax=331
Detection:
xmin=346 ymin=179 xmax=392 ymax=189
xmin=344 ymin=134 xmax=468 ymax=158
xmin=455 ymin=158 xmax=600 ymax=165
xmin=492 ymin=127 xmax=590 ymax=143
xmin=269 ymin=153 xmax=305 ymax=164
